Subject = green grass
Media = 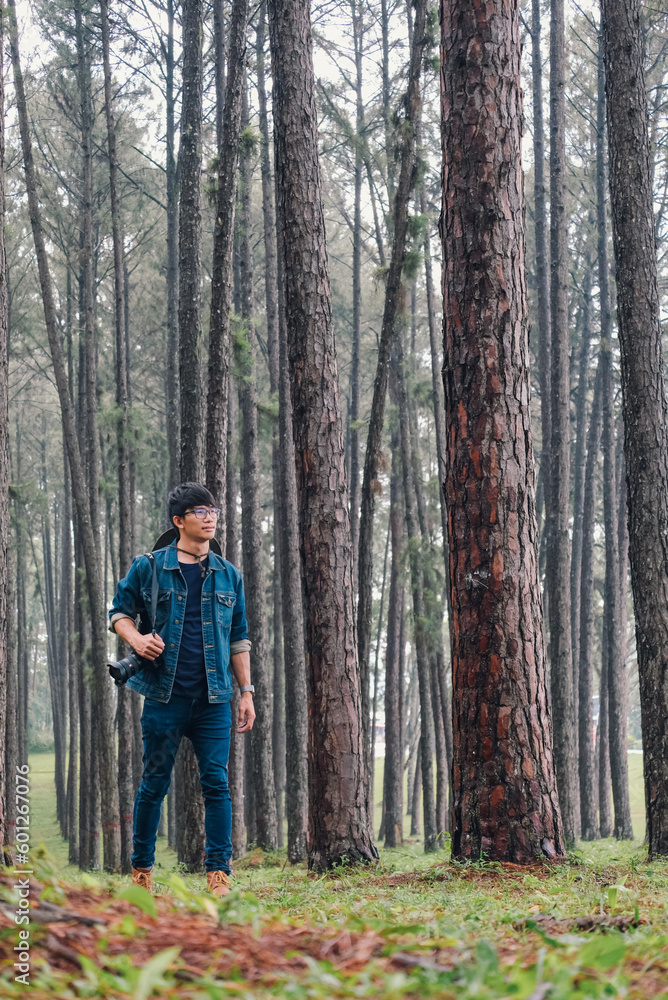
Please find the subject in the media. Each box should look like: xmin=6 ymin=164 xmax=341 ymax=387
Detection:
xmin=26 ymin=750 xmax=648 ymax=878
xmin=2 ymin=751 xmax=665 ymax=999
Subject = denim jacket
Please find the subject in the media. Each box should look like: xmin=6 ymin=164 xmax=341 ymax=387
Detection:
xmin=108 ymin=540 xmax=251 ymax=704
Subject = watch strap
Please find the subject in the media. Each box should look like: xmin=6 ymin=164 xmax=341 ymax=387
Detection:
xmin=239 ymin=685 xmax=255 ymax=694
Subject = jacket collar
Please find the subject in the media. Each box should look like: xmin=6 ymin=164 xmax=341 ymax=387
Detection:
xmin=162 ymin=539 xmax=226 ymax=573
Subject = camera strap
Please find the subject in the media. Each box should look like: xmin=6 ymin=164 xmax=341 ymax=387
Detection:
xmin=146 ymin=552 xmax=158 ymax=635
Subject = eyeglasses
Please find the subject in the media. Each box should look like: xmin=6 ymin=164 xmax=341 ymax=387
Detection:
xmin=184 ymin=507 xmax=221 ymax=520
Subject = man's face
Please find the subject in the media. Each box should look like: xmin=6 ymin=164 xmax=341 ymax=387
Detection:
xmin=173 ymin=505 xmax=220 ymax=544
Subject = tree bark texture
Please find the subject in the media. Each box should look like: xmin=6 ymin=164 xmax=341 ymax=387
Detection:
xmin=179 ymin=0 xmax=205 ymax=482
xmin=578 ymin=362 xmax=602 ymax=841
xmin=596 ymin=35 xmax=633 ymax=841
xmin=440 ymin=0 xmax=565 ymax=862
xmin=601 ymin=0 xmax=668 ymax=852
xmin=275 ymin=211 xmax=308 ymax=863
xmin=269 ymin=0 xmax=377 ymax=869
xmin=547 ymin=0 xmax=579 ymax=845
xmin=206 ymin=0 xmax=248 ymax=527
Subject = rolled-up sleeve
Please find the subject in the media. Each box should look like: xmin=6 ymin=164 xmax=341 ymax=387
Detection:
xmin=108 ymin=557 xmax=142 ymax=634
xmin=229 ymin=572 xmax=251 ymax=654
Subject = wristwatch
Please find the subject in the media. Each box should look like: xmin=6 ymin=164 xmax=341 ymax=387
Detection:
xmin=239 ymin=685 xmax=255 ymax=695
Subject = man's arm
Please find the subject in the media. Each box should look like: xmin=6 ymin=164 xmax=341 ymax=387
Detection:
xmin=230 ymin=650 xmax=255 ymax=733
xmin=114 ymin=617 xmax=165 ymax=661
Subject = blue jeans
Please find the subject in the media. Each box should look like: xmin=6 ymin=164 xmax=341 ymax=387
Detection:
xmin=132 ymin=695 xmax=233 ymax=873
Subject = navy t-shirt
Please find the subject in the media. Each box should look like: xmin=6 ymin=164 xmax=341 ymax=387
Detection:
xmin=170 ymin=558 xmax=209 ymax=701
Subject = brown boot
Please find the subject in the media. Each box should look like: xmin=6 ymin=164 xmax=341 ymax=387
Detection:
xmin=206 ymin=870 xmax=231 ymax=898
xmin=131 ymin=866 xmax=153 ymax=893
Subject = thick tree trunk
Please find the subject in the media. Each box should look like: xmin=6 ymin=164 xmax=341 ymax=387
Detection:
xmin=269 ymin=0 xmax=377 ymax=869
xmin=356 ymin=1 xmax=428 ymax=822
xmin=238 ymin=92 xmax=279 ymax=850
xmin=596 ymin=35 xmax=633 ymax=842
xmin=179 ymin=0 xmax=205 ymax=483
xmin=205 ymin=0 xmax=248 ymax=533
xmin=578 ymin=363 xmax=602 ymax=841
xmin=441 ymin=0 xmax=565 ymax=862
xmin=547 ymin=0 xmax=579 ymax=845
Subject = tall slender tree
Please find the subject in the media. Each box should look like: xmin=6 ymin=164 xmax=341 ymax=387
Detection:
xmin=602 ymin=0 xmax=668 ymax=855
xmin=547 ymin=0 xmax=579 ymax=845
xmin=440 ymin=0 xmax=565 ymax=861
xmin=179 ymin=0 xmax=205 ymax=483
xmin=176 ymin=0 xmax=206 ymax=869
xmin=596 ymin=32 xmax=632 ymax=841
xmin=578 ymin=362 xmax=602 ymax=840
xmin=205 ymin=0 xmax=248 ymax=537
xmin=268 ymin=0 xmax=377 ymax=869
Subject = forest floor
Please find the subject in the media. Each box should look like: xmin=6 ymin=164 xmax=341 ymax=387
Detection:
xmin=1 ymin=753 xmax=667 ymax=999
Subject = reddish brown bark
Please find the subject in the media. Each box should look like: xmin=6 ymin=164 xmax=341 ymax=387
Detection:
xmin=440 ymin=0 xmax=565 ymax=862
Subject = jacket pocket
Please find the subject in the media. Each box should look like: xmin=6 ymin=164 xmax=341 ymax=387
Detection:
xmin=141 ymin=588 xmax=172 ymax=630
xmin=216 ymin=591 xmax=236 ymax=627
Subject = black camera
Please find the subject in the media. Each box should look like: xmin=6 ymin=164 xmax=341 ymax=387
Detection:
xmin=108 ymin=650 xmax=163 ymax=687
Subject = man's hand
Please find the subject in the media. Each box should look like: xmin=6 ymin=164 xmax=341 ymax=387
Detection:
xmin=237 ymin=692 xmax=256 ymax=733
xmin=114 ymin=618 xmax=166 ymax=661
xmin=134 ymin=632 xmax=165 ymax=661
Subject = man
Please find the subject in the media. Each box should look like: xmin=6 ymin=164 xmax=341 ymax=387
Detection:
xmin=108 ymin=482 xmax=256 ymax=897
